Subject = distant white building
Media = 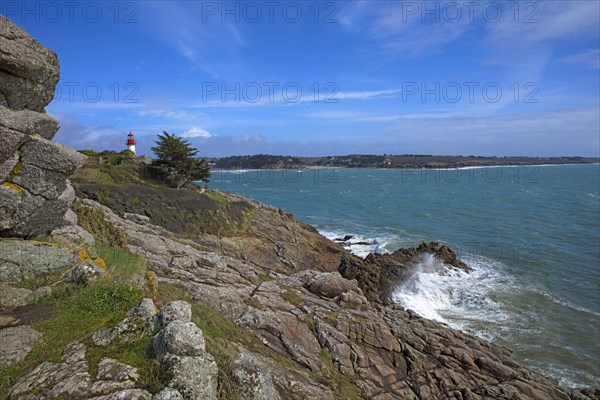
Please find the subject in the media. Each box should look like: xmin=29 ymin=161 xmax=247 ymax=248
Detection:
xmin=126 ymin=131 xmax=136 ymax=154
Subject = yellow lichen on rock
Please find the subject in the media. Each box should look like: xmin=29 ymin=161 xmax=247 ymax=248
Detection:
xmin=144 ymin=271 xmax=158 ymax=300
xmin=77 ymin=248 xmax=92 ymax=262
xmin=94 ymin=257 xmax=107 ymax=270
xmin=2 ymin=182 xmax=23 ymax=193
xmin=10 ymin=162 xmax=23 ymax=176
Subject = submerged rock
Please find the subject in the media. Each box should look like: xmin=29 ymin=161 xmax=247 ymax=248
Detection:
xmin=339 ymin=241 xmax=470 ymax=304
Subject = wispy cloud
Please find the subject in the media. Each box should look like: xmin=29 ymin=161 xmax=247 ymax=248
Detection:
xmin=486 ymin=1 xmax=599 ymax=46
xmin=187 ymin=87 xmax=402 ymax=109
xmin=561 ymin=49 xmax=600 ymax=69
xmin=338 ymin=1 xmax=472 ymax=59
xmin=335 ymin=89 xmax=400 ymax=100
xmin=481 ymin=1 xmax=600 ymax=80
xmin=385 ymin=107 xmax=600 ymax=155
xmin=137 ymin=2 xmax=246 ymax=77
xmin=138 ymin=109 xmax=196 ymax=122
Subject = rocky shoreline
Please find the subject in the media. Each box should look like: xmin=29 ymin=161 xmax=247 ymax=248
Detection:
xmin=3 ymin=196 xmax=599 ymax=399
xmin=1 ymin=15 xmax=599 ymax=400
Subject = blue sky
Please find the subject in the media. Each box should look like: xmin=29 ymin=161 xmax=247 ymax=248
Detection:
xmin=5 ymin=0 xmax=600 ymax=157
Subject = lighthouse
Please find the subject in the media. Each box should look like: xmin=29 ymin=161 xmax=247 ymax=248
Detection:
xmin=126 ymin=131 xmax=136 ymax=155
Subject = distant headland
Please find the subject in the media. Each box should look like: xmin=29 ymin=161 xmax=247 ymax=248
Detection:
xmin=207 ymin=154 xmax=600 ymax=170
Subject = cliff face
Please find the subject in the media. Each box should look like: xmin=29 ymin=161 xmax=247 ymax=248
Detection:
xmin=0 ymin=15 xmax=86 ymax=237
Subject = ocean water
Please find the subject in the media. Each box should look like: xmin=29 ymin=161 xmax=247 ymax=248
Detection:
xmin=208 ymin=164 xmax=600 ymax=387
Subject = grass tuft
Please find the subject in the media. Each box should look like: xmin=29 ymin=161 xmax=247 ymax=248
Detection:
xmin=245 ymin=297 xmax=265 ymax=310
xmin=72 ymin=199 xmax=128 ymax=249
xmin=257 ymin=274 xmax=276 ymax=283
xmin=203 ymin=190 xmax=229 ymax=207
xmin=281 ymin=290 xmax=304 ymax=309
xmin=96 ymin=244 xmax=146 ymax=285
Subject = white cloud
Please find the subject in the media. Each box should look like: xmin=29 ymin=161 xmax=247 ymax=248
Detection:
xmin=182 ymin=126 xmax=211 ymax=138
xmin=138 ymin=109 xmax=194 ymax=121
xmin=562 ymin=49 xmax=600 ymax=69
xmin=335 ymin=89 xmax=401 ymax=100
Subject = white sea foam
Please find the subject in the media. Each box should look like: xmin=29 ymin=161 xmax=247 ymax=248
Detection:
xmin=428 ymin=163 xmax=598 ymax=171
xmin=535 ymin=289 xmax=600 ymax=317
xmin=323 ymin=230 xmax=517 ymax=333
xmin=392 ymin=254 xmax=515 ymax=336
xmin=320 ymin=227 xmax=598 ymax=386
xmin=319 ymin=229 xmax=383 ymax=258
xmin=213 ymin=169 xmax=262 ymax=174
xmin=535 ymin=365 xmax=600 ymax=388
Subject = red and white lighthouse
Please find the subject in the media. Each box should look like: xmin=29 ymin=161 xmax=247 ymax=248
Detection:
xmin=126 ymin=131 xmax=136 ymax=155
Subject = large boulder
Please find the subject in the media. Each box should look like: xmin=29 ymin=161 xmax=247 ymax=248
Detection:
xmin=0 ymin=325 xmax=42 ymax=368
xmin=231 ymin=352 xmax=281 ymax=400
xmin=153 ymin=301 xmax=218 ymax=400
xmin=339 ymin=241 xmax=470 ymax=304
xmin=0 ymin=15 xmax=86 ymax=238
xmin=0 ymin=239 xmax=78 ymax=284
xmin=0 ymin=15 xmax=59 ymax=111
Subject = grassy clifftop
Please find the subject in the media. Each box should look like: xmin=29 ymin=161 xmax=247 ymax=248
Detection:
xmin=71 ymin=163 xmax=251 ymax=238
xmin=71 ymin=162 xmax=346 ymax=274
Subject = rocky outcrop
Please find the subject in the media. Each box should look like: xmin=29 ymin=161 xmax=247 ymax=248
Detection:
xmin=0 ymin=15 xmax=86 ymax=237
xmin=8 ymin=341 xmax=144 ymax=399
xmin=230 ymin=352 xmax=281 ymax=400
xmin=217 ymin=193 xmax=346 ymax=274
xmin=72 ymin=199 xmax=599 ymax=400
xmin=0 ymin=239 xmax=79 ymax=314
xmin=92 ymin=298 xmax=157 ymax=347
xmin=339 ymin=241 xmax=470 ymax=304
xmin=0 ymin=325 xmax=42 ymax=368
xmin=3 ymin=196 xmax=598 ymax=400
xmin=0 ymin=237 xmax=109 ymax=369
xmin=153 ymin=301 xmax=218 ymax=400
xmin=63 ymin=261 xmax=108 ymax=285
xmin=73 ymin=184 xmax=347 ymax=274
xmin=1 ymin=17 xmax=596 ymax=397
xmin=0 ymin=239 xmax=78 ymax=284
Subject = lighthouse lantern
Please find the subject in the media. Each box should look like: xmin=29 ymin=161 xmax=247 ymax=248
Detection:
xmin=126 ymin=131 xmax=136 ymax=155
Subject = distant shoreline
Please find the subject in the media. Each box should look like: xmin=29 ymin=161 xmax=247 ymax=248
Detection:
xmin=208 ymin=154 xmax=600 ymax=171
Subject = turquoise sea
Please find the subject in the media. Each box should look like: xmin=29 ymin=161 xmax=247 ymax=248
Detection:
xmin=209 ymin=164 xmax=600 ymax=387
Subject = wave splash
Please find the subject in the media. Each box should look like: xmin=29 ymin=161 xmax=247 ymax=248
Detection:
xmin=391 ymin=253 xmax=514 ymax=338
xmin=389 ymin=253 xmax=600 ymax=388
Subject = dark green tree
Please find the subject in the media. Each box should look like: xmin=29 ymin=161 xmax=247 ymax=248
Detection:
xmin=151 ymin=131 xmax=210 ymax=188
